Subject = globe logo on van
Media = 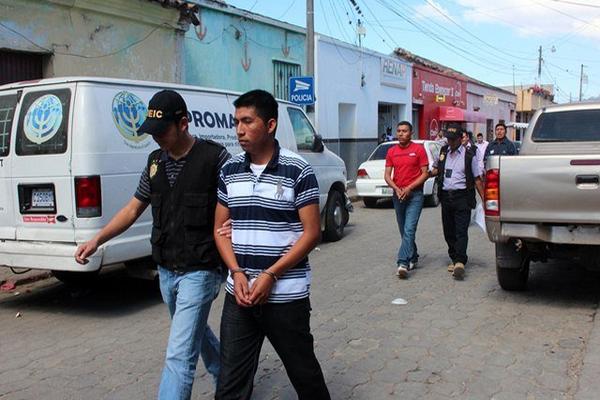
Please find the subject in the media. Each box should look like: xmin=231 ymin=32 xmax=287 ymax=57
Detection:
xmin=23 ymin=94 xmax=63 ymax=145
xmin=112 ymin=91 xmax=149 ymax=143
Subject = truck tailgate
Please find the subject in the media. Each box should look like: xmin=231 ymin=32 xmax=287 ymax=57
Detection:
xmin=500 ymin=154 xmax=600 ymax=224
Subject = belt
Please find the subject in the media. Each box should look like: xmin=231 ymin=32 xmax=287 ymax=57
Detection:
xmin=442 ymin=188 xmax=468 ymax=194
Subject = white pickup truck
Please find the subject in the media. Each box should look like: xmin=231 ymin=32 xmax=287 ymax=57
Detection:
xmin=485 ymin=102 xmax=600 ymax=290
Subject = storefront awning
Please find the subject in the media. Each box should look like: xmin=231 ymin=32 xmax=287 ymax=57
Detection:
xmin=438 ymin=106 xmax=486 ymax=123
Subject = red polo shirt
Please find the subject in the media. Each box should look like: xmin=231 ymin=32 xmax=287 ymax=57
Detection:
xmin=385 ymin=142 xmax=428 ymax=189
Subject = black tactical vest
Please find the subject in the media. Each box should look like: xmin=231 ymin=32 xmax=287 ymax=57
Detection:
xmin=148 ymin=139 xmax=224 ymax=271
xmin=436 ymin=144 xmax=477 ymax=209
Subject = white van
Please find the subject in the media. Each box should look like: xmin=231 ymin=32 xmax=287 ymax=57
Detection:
xmin=0 ymin=77 xmax=350 ymax=283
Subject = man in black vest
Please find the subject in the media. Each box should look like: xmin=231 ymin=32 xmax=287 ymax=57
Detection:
xmin=75 ymin=90 xmax=229 ymax=400
xmin=431 ymin=124 xmax=484 ymax=280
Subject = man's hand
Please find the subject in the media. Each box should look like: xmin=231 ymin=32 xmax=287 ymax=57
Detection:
xmin=249 ymin=273 xmax=275 ymax=305
xmin=74 ymin=239 xmax=99 ymax=265
xmin=233 ymin=273 xmax=253 ymax=307
xmin=399 ymin=187 xmax=412 ymax=201
xmin=216 ymin=219 xmax=233 ymax=238
xmin=395 ymin=188 xmax=403 ymax=200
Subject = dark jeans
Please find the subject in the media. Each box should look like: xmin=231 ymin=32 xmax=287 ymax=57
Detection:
xmin=215 ymin=293 xmax=330 ymax=400
xmin=441 ymin=190 xmax=472 ymax=265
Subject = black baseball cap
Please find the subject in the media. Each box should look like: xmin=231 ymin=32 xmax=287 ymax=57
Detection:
xmin=444 ymin=123 xmax=463 ymax=140
xmin=138 ymin=90 xmax=188 ymax=136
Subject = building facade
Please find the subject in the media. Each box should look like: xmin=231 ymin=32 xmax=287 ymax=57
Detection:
xmin=0 ymin=0 xmax=186 ymax=85
xmin=315 ymin=35 xmax=412 ymax=181
xmin=411 ymin=64 xmax=469 ymax=140
xmin=466 ymin=81 xmax=516 ymax=141
xmin=182 ymin=2 xmax=306 ymax=98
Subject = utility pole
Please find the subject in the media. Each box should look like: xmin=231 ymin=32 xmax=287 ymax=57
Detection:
xmin=306 ymin=0 xmax=314 ymax=113
xmin=537 ymin=45 xmax=542 ymax=81
xmin=306 ymin=0 xmax=314 ymax=78
xmin=512 ymin=65 xmax=516 ymax=94
xmin=579 ymin=64 xmax=586 ymax=102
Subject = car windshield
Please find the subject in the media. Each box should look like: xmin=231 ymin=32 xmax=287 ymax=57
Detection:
xmin=369 ymin=142 xmax=426 ymax=161
xmin=532 ymin=109 xmax=600 ymax=142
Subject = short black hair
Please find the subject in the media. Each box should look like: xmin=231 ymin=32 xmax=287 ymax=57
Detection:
xmin=397 ymin=120 xmax=413 ymax=132
xmin=495 ymin=122 xmax=507 ymax=131
xmin=477 ymin=132 xmax=483 ymax=137
xmin=233 ymin=89 xmax=278 ymax=128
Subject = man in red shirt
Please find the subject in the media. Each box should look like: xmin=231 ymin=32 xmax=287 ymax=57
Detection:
xmin=384 ymin=121 xmax=430 ymax=279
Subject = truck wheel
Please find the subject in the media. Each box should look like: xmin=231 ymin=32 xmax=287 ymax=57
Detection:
xmin=52 ymin=270 xmax=100 ymax=287
xmin=424 ymin=185 xmax=440 ymax=207
xmin=363 ymin=197 xmax=379 ymax=208
xmin=323 ymin=190 xmax=345 ymax=242
xmin=495 ymin=241 xmax=530 ymax=291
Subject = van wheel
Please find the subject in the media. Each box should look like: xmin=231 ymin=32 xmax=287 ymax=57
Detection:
xmin=425 ymin=185 xmax=440 ymax=207
xmin=363 ymin=197 xmax=379 ymax=208
xmin=496 ymin=241 xmax=530 ymax=291
xmin=52 ymin=270 xmax=100 ymax=287
xmin=323 ymin=191 xmax=345 ymax=242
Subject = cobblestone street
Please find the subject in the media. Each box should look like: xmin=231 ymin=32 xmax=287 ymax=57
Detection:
xmin=2 ymin=202 xmax=600 ymax=400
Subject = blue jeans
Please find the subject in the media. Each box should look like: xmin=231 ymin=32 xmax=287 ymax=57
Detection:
xmin=158 ymin=267 xmax=222 ymax=400
xmin=392 ymin=190 xmax=424 ymax=266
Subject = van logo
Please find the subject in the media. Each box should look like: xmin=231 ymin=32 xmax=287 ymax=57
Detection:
xmin=112 ymin=91 xmax=149 ymax=143
xmin=23 ymin=94 xmax=63 ymax=145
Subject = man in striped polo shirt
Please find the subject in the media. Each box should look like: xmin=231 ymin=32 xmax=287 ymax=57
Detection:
xmin=213 ymin=90 xmax=330 ymax=400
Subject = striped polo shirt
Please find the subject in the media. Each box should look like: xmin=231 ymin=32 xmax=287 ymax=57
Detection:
xmin=218 ymin=141 xmax=320 ymax=303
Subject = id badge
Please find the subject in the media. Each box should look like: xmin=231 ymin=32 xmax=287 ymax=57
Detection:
xmin=445 ymin=169 xmax=453 ymax=178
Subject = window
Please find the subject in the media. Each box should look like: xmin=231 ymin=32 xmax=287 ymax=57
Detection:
xmin=16 ymin=89 xmax=70 ymax=155
xmin=369 ymin=143 xmax=395 ymax=161
xmin=532 ymin=110 xmax=600 ymax=142
xmin=0 ymin=94 xmax=17 ymax=157
xmin=273 ymin=61 xmax=301 ymax=101
xmin=287 ymin=108 xmax=315 ymax=151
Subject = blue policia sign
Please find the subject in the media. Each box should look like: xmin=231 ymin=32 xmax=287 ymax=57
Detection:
xmin=289 ymin=76 xmax=315 ymax=105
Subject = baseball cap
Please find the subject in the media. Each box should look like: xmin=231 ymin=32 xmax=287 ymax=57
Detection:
xmin=444 ymin=123 xmax=463 ymax=140
xmin=138 ymin=90 xmax=188 ymax=136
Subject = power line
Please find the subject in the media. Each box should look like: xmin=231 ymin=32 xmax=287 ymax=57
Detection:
xmin=531 ymin=0 xmax=600 ymax=30
xmin=422 ymin=0 xmax=536 ymax=62
xmin=372 ymin=0 xmax=534 ymax=76
xmin=277 ymin=0 xmax=298 ymax=19
xmin=382 ymin=0 xmax=535 ymax=72
xmin=550 ymin=0 xmax=600 ymax=9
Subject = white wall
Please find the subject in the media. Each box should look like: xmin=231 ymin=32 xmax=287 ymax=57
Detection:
xmin=314 ymin=36 xmax=412 ymax=140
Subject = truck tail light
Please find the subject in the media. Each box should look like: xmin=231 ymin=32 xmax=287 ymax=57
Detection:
xmin=75 ymin=176 xmax=102 ymax=218
xmin=485 ymin=169 xmax=500 ymax=217
xmin=357 ymin=169 xmax=369 ymax=179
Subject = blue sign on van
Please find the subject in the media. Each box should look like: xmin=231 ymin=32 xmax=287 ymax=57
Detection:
xmin=289 ymin=76 xmax=315 ymax=105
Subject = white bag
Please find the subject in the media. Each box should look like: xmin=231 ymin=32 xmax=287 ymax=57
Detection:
xmin=470 ymin=203 xmax=486 ymax=233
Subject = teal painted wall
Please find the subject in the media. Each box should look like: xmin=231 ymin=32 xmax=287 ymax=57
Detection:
xmin=183 ymin=7 xmax=306 ymax=96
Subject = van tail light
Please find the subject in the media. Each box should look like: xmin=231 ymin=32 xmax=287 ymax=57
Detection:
xmin=357 ymin=168 xmax=369 ymax=179
xmin=485 ymin=169 xmax=500 ymax=217
xmin=75 ymin=176 xmax=102 ymax=218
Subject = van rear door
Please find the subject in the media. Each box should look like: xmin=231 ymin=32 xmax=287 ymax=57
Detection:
xmin=0 ymin=91 xmax=19 ymax=240
xmin=11 ymin=84 xmax=75 ymax=242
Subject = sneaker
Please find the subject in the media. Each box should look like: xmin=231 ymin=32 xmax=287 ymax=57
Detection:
xmin=396 ymin=265 xmax=409 ymax=279
xmin=447 ymin=263 xmax=455 ymax=273
xmin=408 ymin=260 xmax=418 ymax=271
xmin=452 ymin=263 xmax=465 ymax=280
